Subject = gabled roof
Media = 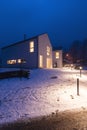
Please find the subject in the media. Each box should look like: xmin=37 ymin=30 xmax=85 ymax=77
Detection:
xmin=2 ymin=33 xmax=47 ymax=49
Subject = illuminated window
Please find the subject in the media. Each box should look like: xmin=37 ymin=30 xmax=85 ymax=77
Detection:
xmin=47 ymin=46 xmax=50 ymax=56
xmin=7 ymin=60 xmax=16 ymax=64
xmin=30 ymin=41 xmax=34 ymax=52
xmin=39 ymin=55 xmax=43 ymax=68
xmin=56 ymin=52 xmax=59 ymax=59
xmin=18 ymin=59 xmax=26 ymax=63
xmin=46 ymin=58 xmax=51 ymax=68
xmin=18 ymin=59 xmax=22 ymax=63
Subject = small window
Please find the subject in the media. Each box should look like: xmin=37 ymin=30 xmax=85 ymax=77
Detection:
xmin=18 ymin=59 xmax=26 ymax=63
xmin=7 ymin=59 xmax=16 ymax=64
xmin=47 ymin=46 xmax=50 ymax=56
xmin=30 ymin=41 xmax=34 ymax=52
xmin=18 ymin=59 xmax=22 ymax=63
xmin=56 ymin=52 xmax=59 ymax=59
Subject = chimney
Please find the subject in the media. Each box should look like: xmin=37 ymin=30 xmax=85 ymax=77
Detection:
xmin=24 ymin=34 xmax=26 ymax=40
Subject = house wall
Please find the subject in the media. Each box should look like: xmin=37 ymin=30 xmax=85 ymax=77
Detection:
xmin=53 ymin=50 xmax=63 ymax=68
xmin=1 ymin=38 xmax=38 ymax=69
xmin=38 ymin=34 xmax=52 ymax=68
xmin=1 ymin=33 xmax=63 ymax=69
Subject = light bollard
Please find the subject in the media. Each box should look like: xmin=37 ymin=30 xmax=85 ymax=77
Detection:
xmin=77 ymin=78 xmax=79 ymax=96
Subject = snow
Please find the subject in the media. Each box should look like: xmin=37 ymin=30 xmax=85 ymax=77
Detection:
xmin=0 ymin=68 xmax=87 ymax=124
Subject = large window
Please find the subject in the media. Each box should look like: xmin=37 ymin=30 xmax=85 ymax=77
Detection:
xmin=30 ymin=41 xmax=34 ymax=52
xmin=55 ymin=52 xmax=59 ymax=59
xmin=7 ymin=59 xmax=26 ymax=64
xmin=46 ymin=58 xmax=51 ymax=68
xmin=7 ymin=60 xmax=16 ymax=64
xmin=39 ymin=55 xmax=43 ymax=68
xmin=47 ymin=46 xmax=50 ymax=56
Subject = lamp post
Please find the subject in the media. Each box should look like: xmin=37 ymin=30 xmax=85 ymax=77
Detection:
xmin=79 ymin=66 xmax=82 ymax=77
xmin=71 ymin=64 xmax=73 ymax=70
xmin=77 ymin=78 xmax=79 ymax=96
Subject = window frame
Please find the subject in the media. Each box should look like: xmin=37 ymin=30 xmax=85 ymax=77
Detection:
xmin=29 ymin=41 xmax=34 ymax=52
xmin=47 ymin=46 xmax=50 ymax=56
xmin=7 ymin=59 xmax=16 ymax=64
xmin=55 ymin=52 xmax=59 ymax=59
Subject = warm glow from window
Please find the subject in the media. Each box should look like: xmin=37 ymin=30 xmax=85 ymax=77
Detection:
xmin=39 ymin=55 xmax=43 ymax=68
xmin=47 ymin=46 xmax=50 ymax=56
xmin=18 ymin=59 xmax=26 ymax=63
xmin=30 ymin=41 xmax=34 ymax=52
xmin=7 ymin=60 xmax=16 ymax=64
xmin=47 ymin=58 xmax=51 ymax=68
xmin=18 ymin=59 xmax=22 ymax=63
xmin=56 ymin=52 xmax=59 ymax=59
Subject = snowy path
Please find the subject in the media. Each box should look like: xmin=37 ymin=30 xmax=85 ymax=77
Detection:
xmin=0 ymin=68 xmax=87 ymax=125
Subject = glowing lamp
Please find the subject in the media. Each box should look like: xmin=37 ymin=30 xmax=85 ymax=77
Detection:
xmin=79 ymin=66 xmax=82 ymax=77
xmin=79 ymin=66 xmax=82 ymax=70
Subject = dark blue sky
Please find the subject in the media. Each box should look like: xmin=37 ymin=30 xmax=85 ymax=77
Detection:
xmin=0 ymin=0 xmax=87 ymax=48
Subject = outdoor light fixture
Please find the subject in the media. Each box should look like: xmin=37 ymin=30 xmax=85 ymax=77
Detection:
xmin=71 ymin=64 xmax=73 ymax=70
xmin=79 ymin=66 xmax=82 ymax=77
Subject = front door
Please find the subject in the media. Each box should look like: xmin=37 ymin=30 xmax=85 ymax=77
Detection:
xmin=46 ymin=58 xmax=51 ymax=68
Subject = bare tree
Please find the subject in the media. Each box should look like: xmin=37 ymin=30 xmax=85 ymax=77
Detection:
xmin=69 ymin=40 xmax=81 ymax=63
xmin=81 ymin=39 xmax=87 ymax=65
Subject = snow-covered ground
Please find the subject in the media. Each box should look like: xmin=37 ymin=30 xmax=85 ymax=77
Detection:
xmin=0 ymin=68 xmax=87 ymax=125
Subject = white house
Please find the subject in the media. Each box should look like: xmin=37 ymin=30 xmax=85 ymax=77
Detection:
xmin=1 ymin=33 xmax=63 ymax=69
xmin=1 ymin=33 xmax=52 ymax=69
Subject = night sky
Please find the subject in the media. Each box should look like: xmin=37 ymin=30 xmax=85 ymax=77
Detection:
xmin=0 ymin=0 xmax=87 ymax=48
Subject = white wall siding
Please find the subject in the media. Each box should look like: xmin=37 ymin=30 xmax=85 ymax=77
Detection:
xmin=38 ymin=34 xmax=52 ymax=68
xmin=1 ymin=33 xmax=63 ymax=69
